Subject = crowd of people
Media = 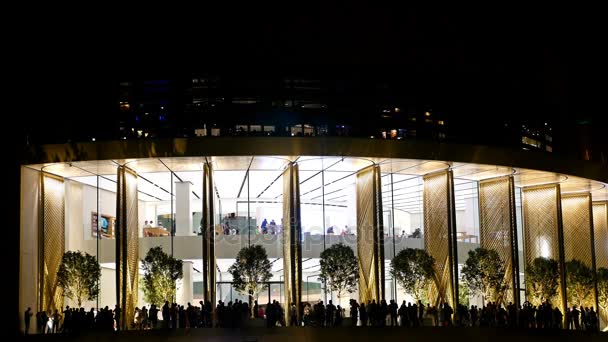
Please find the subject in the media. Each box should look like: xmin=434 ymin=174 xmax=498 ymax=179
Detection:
xmin=23 ymin=299 xmax=602 ymax=334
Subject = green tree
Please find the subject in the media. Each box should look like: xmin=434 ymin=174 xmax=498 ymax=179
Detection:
xmin=319 ymin=243 xmax=359 ymax=301
xmin=526 ymin=257 xmax=559 ymax=305
xmin=141 ymin=247 xmax=183 ymax=306
xmin=461 ymin=248 xmax=507 ymax=304
xmin=228 ymin=245 xmax=272 ymax=318
xmin=596 ymin=267 xmax=608 ymax=313
xmin=459 ymin=280 xmax=470 ymax=307
xmin=57 ymin=251 xmax=101 ymax=307
xmin=390 ymin=248 xmax=435 ymax=301
xmin=565 ymin=259 xmax=594 ymax=307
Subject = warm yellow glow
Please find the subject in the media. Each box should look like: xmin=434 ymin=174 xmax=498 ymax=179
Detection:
xmin=425 ymin=111 xmax=431 ymax=117
xmin=437 ymin=120 xmax=445 ymax=125
xmin=394 ymin=107 xmax=401 ymax=112
xmin=390 ymin=129 xmax=397 ymax=138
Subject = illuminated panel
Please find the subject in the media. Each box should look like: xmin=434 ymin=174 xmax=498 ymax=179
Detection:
xmin=116 ymin=167 xmax=139 ymax=330
xmin=592 ymin=201 xmax=608 ymax=328
xmin=356 ymin=165 xmax=385 ymax=303
xmin=282 ymin=163 xmax=302 ymax=325
xmin=40 ymin=173 xmax=65 ymax=313
xmin=202 ymin=162 xmax=216 ymax=307
xmin=423 ymin=170 xmax=457 ymax=308
xmin=478 ymin=176 xmax=519 ymax=305
xmin=522 ymin=184 xmax=566 ymax=313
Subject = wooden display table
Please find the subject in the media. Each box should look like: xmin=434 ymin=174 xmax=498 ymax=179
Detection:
xmin=144 ymin=227 xmax=170 ymax=237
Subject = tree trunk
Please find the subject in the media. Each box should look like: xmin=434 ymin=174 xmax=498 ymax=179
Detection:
xmin=249 ymin=289 xmax=254 ymax=319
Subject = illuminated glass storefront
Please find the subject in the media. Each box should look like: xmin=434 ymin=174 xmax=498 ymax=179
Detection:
xmin=20 ymin=149 xmax=608 ymax=330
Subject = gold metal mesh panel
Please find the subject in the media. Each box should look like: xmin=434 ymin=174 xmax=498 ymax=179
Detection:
xmin=202 ymin=162 xmax=216 ymax=307
xmin=593 ymin=202 xmax=608 ymax=327
xmin=562 ymin=193 xmax=595 ymax=309
xmin=593 ymin=202 xmax=608 ymax=269
xmin=522 ymin=184 xmax=565 ymax=311
xmin=356 ymin=166 xmax=385 ymax=304
xmin=423 ymin=171 xmax=455 ymax=308
xmin=282 ymin=163 xmax=302 ymax=325
xmin=41 ymin=174 xmax=65 ymax=313
xmin=562 ymin=194 xmax=593 ymax=265
xmin=479 ymin=177 xmax=517 ymax=305
xmin=116 ymin=167 xmax=139 ymax=329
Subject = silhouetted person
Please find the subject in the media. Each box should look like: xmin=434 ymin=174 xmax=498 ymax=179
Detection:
xmin=254 ymin=300 xmax=259 ymax=319
xmin=114 ymin=305 xmax=121 ymax=331
xmin=290 ymin=304 xmax=298 ymax=326
xmin=24 ymin=307 xmax=32 ymax=334
xmin=350 ymin=300 xmax=359 ymax=326
xmin=398 ymin=301 xmax=407 ymax=327
xmin=572 ymin=305 xmax=580 ymax=330
xmin=389 ymin=300 xmax=398 ymax=326
xmin=326 ymin=300 xmax=335 ymax=326
xmin=162 ymin=301 xmax=170 ymax=329
xmin=359 ymin=303 xmax=368 ymax=327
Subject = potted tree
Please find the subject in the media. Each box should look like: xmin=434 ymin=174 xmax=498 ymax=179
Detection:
xmin=57 ymin=251 xmax=101 ymax=308
xmin=525 ymin=257 xmax=559 ymax=305
xmin=319 ymin=243 xmax=359 ymax=305
xmin=565 ymin=259 xmax=594 ymax=308
xmin=228 ymin=245 xmax=272 ymax=318
xmin=390 ymin=248 xmax=435 ymax=302
xmin=461 ymin=248 xmax=507 ymax=304
xmin=141 ymin=247 xmax=183 ymax=306
xmin=596 ymin=267 xmax=607 ymax=325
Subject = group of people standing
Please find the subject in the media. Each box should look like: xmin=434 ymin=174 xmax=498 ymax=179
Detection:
xmin=23 ymin=298 xmax=603 ymax=334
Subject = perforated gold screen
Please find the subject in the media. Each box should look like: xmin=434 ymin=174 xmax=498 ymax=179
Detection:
xmin=202 ymin=162 xmax=215 ymax=307
xmin=423 ymin=171 xmax=456 ymax=308
xmin=522 ymin=184 xmax=565 ymax=312
xmin=562 ymin=193 xmax=596 ymax=309
xmin=592 ymin=201 xmax=608 ymax=329
xmin=283 ymin=163 xmax=302 ymax=325
xmin=116 ymin=167 xmax=138 ymax=329
xmin=40 ymin=174 xmax=65 ymax=313
xmin=356 ymin=165 xmax=385 ymax=304
xmin=478 ymin=176 xmax=518 ymax=305
xmin=593 ymin=202 xmax=608 ymax=269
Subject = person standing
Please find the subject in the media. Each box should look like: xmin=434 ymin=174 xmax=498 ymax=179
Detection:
xmin=24 ymin=307 xmax=33 ymax=334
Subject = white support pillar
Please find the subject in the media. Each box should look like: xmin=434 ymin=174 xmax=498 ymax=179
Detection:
xmin=176 ymin=182 xmax=193 ymax=236
xmin=177 ymin=261 xmax=194 ymax=305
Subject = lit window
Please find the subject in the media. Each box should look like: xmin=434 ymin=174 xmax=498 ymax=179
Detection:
xmin=546 ymin=145 xmax=553 ymax=152
xmin=522 ymin=136 xmax=541 ymax=148
xmin=390 ymin=129 xmax=397 ymax=138
xmin=437 ymin=120 xmax=445 ymax=126
xmin=119 ymin=102 xmax=130 ymax=110
xmin=382 ymin=131 xmax=387 ymax=139
xmin=394 ymin=107 xmax=401 ymax=112
xmin=425 ymin=111 xmax=431 ymax=117
xmin=410 ymin=117 xmax=417 ymax=122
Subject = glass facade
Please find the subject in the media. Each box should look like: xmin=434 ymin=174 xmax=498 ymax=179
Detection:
xmin=19 ymin=154 xmax=608 ymax=331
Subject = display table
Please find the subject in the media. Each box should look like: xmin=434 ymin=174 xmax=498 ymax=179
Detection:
xmin=144 ymin=227 xmax=170 ymax=237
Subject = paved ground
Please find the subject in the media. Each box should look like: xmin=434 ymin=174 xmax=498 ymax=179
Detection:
xmin=19 ymin=327 xmax=606 ymax=341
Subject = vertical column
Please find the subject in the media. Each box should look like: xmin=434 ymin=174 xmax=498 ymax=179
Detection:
xmin=20 ymin=168 xmax=41 ymax=333
xmin=282 ymin=162 xmax=302 ymax=325
xmin=592 ymin=201 xmax=608 ymax=329
xmin=522 ymin=184 xmax=567 ymax=318
xmin=356 ymin=165 xmax=385 ymax=304
xmin=478 ymin=176 xmax=520 ymax=306
xmin=116 ymin=166 xmax=139 ymax=330
xmin=177 ymin=261 xmax=194 ymax=306
xmin=423 ymin=170 xmax=458 ymax=309
xmin=202 ymin=162 xmax=216 ymax=307
xmin=39 ymin=173 xmax=65 ymax=314
xmin=176 ymin=181 xmax=193 ymax=236
xmin=562 ymin=193 xmax=597 ymax=312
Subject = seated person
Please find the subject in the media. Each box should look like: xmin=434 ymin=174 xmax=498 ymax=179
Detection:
xmin=327 ymin=226 xmax=335 ymax=235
